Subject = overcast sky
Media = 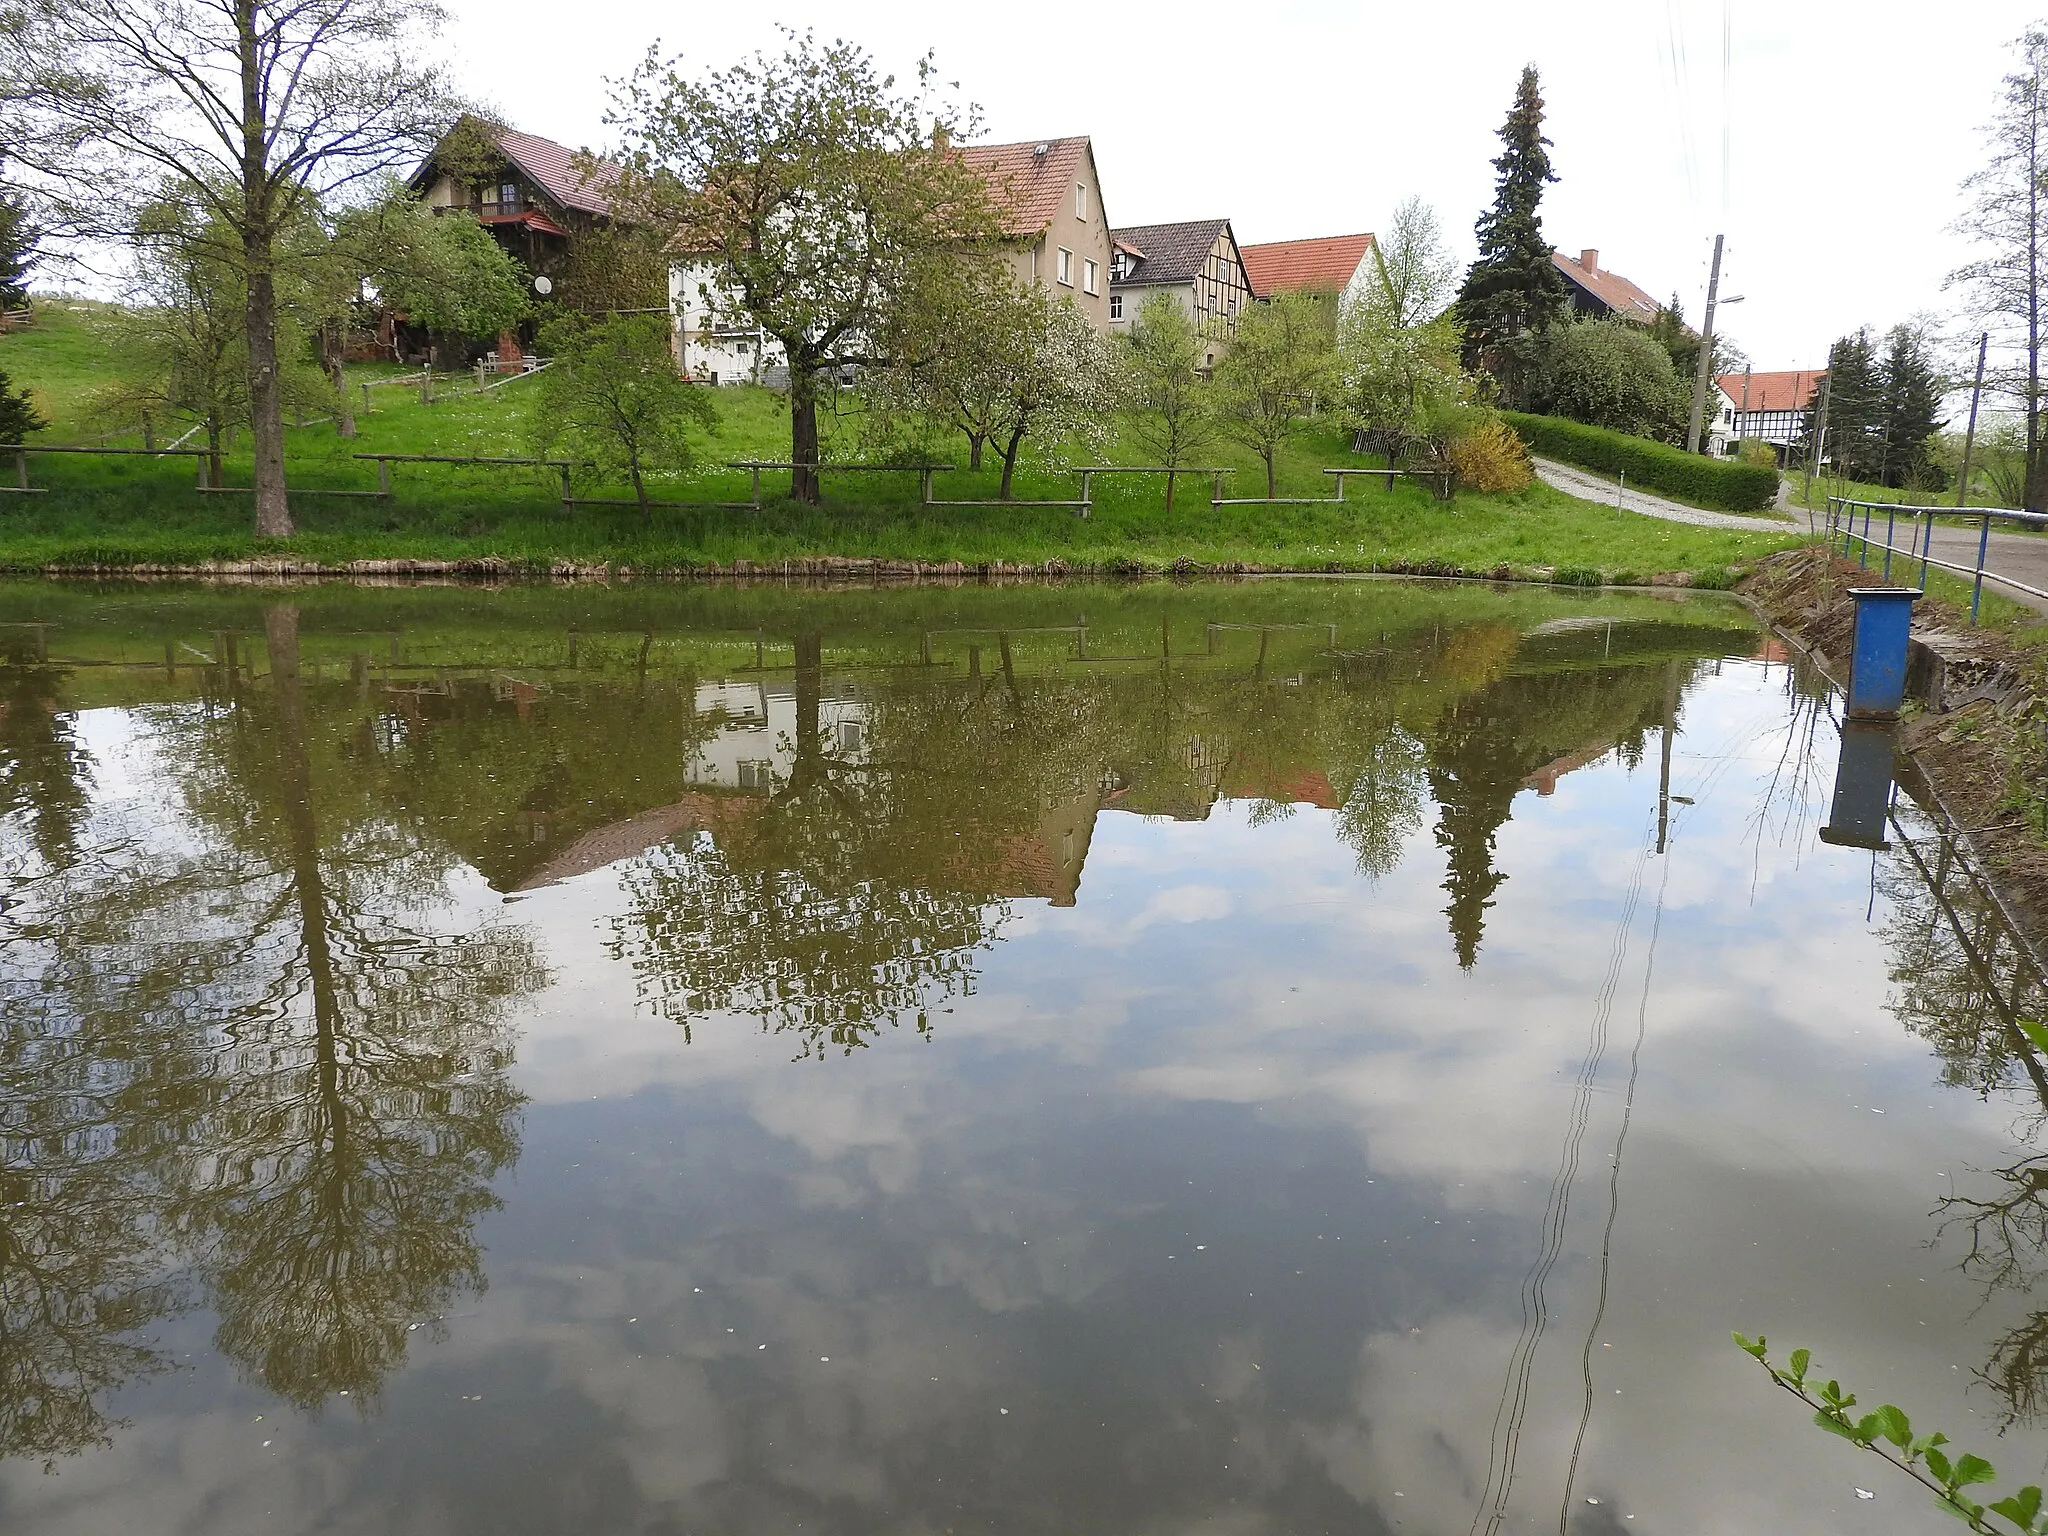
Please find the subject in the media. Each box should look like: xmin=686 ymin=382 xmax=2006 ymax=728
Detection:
xmin=440 ymin=0 xmax=2037 ymax=372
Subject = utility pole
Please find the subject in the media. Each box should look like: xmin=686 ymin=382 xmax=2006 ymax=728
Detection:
xmin=1802 ymin=370 xmax=1834 ymax=512
xmin=1955 ymin=331 xmax=1990 ymax=509
xmin=1740 ymin=366 xmax=1752 ymax=450
xmin=1686 ymin=233 xmax=1726 ymax=456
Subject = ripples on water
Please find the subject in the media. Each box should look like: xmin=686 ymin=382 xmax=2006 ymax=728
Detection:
xmin=0 ymin=578 xmax=2043 ymax=1535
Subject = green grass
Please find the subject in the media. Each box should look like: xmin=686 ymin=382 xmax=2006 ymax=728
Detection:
xmin=0 ymin=299 xmax=1804 ymax=579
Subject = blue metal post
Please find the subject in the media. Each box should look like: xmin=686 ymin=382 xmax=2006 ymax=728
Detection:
xmin=1972 ymin=513 xmax=1991 ymax=625
xmin=1845 ymin=587 xmax=1921 ymax=720
xmin=1858 ymin=503 xmax=1871 ymax=567
xmin=1920 ymin=509 xmax=1933 ymax=589
xmin=1883 ymin=504 xmax=1896 ymax=580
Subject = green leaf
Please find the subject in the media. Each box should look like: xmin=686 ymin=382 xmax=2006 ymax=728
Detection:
xmin=1990 ymin=1486 xmax=2043 ymax=1526
xmin=1788 ymin=1348 xmax=1811 ymax=1384
xmin=1955 ymin=1454 xmax=1998 ymax=1488
xmin=1912 ymin=1431 xmax=1951 ymax=1460
xmin=1733 ymin=1332 xmax=1766 ymax=1359
xmin=1813 ymin=1409 xmax=1861 ymax=1441
xmin=1926 ymin=1448 xmax=1954 ymax=1484
xmin=1854 ymin=1413 xmax=1886 ymax=1446
xmin=2018 ymin=1018 xmax=2048 ymax=1056
xmin=1874 ymin=1404 xmax=1912 ymax=1449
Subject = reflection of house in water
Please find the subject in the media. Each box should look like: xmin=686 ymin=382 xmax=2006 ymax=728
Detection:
xmin=1521 ymin=743 xmax=1613 ymax=797
xmin=983 ymin=776 xmax=1125 ymax=906
xmin=684 ymin=680 xmax=868 ymax=793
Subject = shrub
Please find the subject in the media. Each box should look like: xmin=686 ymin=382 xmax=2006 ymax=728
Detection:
xmin=1528 ymin=318 xmax=1690 ymax=441
xmin=1448 ymin=415 xmax=1533 ymax=493
xmin=1502 ymin=410 xmax=1780 ymax=512
xmin=1735 ymin=438 xmax=1776 ymax=468
xmin=1552 ymin=565 xmax=1603 ymax=587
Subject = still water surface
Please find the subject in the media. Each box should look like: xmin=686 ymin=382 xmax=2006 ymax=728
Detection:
xmin=1 ymin=578 xmax=2044 ymax=1535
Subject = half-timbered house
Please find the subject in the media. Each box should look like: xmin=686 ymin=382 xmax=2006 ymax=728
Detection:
xmin=1107 ymin=219 xmax=1256 ymax=366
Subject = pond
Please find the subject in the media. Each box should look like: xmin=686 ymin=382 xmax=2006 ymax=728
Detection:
xmin=0 ymin=576 xmax=2044 ymax=1535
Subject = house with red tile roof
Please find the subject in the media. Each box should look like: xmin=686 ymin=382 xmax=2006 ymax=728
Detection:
xmin=955 ymin=136 xmax=1114 ymax=331
xmin=1238 ymin=232 xmax=1377 ymax=308
xmin=1551 ymin=248 xmax=1664 ymax=324
xmin=1714 ymin=369 xmax=1823 ymax=460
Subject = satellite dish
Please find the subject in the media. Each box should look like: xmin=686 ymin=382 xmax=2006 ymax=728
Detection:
xmin=533 ymin=275 xmax=553 ymax=296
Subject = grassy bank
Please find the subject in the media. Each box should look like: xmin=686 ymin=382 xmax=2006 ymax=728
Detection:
xmin=0 ymin=300 xmax=1803 ymax=579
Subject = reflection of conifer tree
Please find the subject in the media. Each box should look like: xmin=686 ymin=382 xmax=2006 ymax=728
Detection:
xmin=1428 ymin=699 xmax=1523 ymax=968
xmin=0 ymin=640 xmax=93 ymax=871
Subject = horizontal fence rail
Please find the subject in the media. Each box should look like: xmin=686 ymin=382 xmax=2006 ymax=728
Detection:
xmin=1828 ymin=496 xmax=2048 ymax=623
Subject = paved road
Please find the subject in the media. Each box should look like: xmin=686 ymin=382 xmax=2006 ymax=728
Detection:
xmin=1841 ymin=517 xmax=2048 ymax=615
xmin=1531 ymin=457 xmax=1798 ymax=532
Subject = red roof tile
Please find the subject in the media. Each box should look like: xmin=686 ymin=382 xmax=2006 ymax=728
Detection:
xmin=1551 ymin=250 xmax=1662 ymax=322
xmin=1716 ymin=369 xmax=1823 ymax=413
xmin=1239 ymin=233 xmax=1375 ymax=298
xmin=955 ymin=137 xmax=1094 ymax=238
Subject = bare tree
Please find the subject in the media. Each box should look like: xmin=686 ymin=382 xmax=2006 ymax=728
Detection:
xmin=609 ymin=29 xmax=1000 ymax=503
xmin=10 ymin=0 xmax=456 ymax=535
xmin=1951 ymin=27 xmax=2048 ymax=512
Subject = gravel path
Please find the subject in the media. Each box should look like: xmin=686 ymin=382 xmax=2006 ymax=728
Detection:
xmin=1532 ymin=456 xmax=1799 ymax=532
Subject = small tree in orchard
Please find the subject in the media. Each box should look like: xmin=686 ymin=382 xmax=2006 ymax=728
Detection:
xmin=1456 ymin=64 xmax=1571 ymax=403
xmin=12 ymin=0 xmax=458 ymax=537
xmin=1338 ymin=196 xmax=1464 ymax=464
xmin=531 ymin=314 xmax=716 ymax=514
xmin=880 ymin=250 xmax=1039 ymax=472
xmin=1950 ymin=26 xmax=2048 ymax=510
xmin=609 ymin=29 xmax=1002 ymax=503
xmin=94 ymin=194 xmax=328 ymax=485
xmin=1210 ymin=290 xmax=1339 ymax=498
xmin=1122 ymin=292 xmax=1217 ymax=510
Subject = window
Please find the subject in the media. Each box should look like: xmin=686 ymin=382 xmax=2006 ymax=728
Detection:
xmin=738 ymin=760 xmax=773 ymax=790
xmin=1076 ymin=183 xmax=1087 ymax=219
xmin=1109 ymin=293 xmax=1123 ymax=320
xmin=1056 ymin=247 xmax=1072 ymax=286
xmin=1083 ymin=258 xmax=1098 ymax=295
xmin=499 ymin=181 xmax=518 ymax=207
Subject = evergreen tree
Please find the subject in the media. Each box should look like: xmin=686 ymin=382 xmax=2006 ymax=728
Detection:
xmin=0 ymin=367 xmax=43 ymax=443
xmin=0 ymin=191 xmax=35 ymax=311
xmin=1875 ymin=324 xmax=1948 ymax=488
xmin=1821 ymin=327 xmax=1884 ymax=482
xmin=1456 ymin=64 xmax=1571 ymax=402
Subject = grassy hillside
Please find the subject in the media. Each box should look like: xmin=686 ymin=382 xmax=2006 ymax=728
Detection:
xmin=0 ymin=299 xmax=1804 ymax=578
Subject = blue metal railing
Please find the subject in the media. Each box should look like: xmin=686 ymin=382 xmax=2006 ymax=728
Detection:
xmin=1826 ymin=497 xmax=2048 ymax=624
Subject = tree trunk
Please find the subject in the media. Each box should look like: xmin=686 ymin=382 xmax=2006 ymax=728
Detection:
xmin=630 ymin=456 xmax=649 ymax=516
xmin=1164 ymin=469 xmax=1177 ymax=514
xmin=2031 ymin=99 xmax=2046 ymax=513
xmin=967 ymin=433 xmax=984 ymax=471
xmin=1263 ymin=451 xmax=1277 ymax=499
xmin=999 ymin=428 xmax=1026 ymax=499
xmin=329 ymin=339 xmax=355 ymax=439
xmin=789 ymin=362 xmax=821 ymax=504
xmin=206 ymin=419 xmax=224 ymax=492
xmin=238 ymin=0 xmax=291 ymax=537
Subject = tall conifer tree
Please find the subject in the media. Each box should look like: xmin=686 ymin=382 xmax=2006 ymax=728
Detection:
xmin=1457 ymin=65 xmax=1571 ymax=402
xmin=1875 ymin=324 xmax=1947 ymax=488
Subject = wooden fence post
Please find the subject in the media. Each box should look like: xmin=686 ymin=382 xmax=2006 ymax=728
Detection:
xmin=377 ymin=458 xmax=392 ymax=498
xmin=13 ymin=449 xmax=25 ymax=491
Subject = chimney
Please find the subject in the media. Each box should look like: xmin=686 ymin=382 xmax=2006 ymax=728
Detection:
xmin=1580 ymin=248 xmax=1599 ymax=272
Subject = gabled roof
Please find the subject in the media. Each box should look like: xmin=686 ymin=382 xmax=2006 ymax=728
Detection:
xmin=1717 ymin=370 xmax=1824 ymax=413
xmin=956 ymin=136 xmax=1096 ymax=238
xmin=1551 ymin=250 xmax=1662 ymax=322
xmin=1109 ymin=219 xmax=1232 ymax=287
xmin=413 ymin=118 xmax=616 ymax=217
xmin=1239 ymin=233 xmax=1375 ymax=298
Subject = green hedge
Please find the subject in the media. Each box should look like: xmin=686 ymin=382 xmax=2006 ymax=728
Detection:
xmin=1502 ymin=411 xmax=1780 ymax=513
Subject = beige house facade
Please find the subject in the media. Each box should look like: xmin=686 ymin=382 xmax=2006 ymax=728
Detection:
xmin=956 ymin=137 xmax=1114 ymax=331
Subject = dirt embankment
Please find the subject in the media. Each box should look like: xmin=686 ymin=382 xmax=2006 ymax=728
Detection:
xmin=1741 ymin=546 xmax=2048 ymax=950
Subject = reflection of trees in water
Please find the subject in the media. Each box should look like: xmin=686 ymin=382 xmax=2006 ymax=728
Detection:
xmin=0 ymin=637 xmax=94 ymax=873
xmin=1880 ymin=815 xmax=2048 ymax=1427
xmin=1425 ymin=662 xmax=1680 ymax=969
xmin=0 ymin=605 xmax=545 ymax=1454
